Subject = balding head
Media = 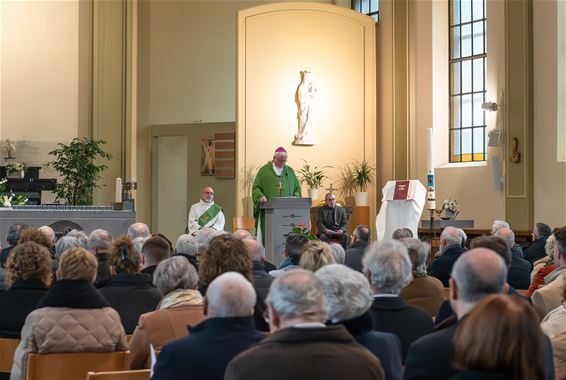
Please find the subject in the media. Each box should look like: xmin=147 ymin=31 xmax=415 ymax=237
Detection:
xmin=87 ymin=229 xmax=113 ymax=251
xmin=440 ymin=227 xmax=462 ymax=249
xmin=38 ymin=226 xmax=55 ymax=245
xmin=243 ymin=239 xmax=264 ymax=262
xmin=491 ymin=220 xmax=509 ymax=234
xmin=494 ymin=227 xmax=515 ymax=250
xmin=233 ymin=229 xmax=252 ymax=241
xmin=450 ymin=248 xmax=507 ymax=318
xmin=205 ymin=272 xmax=256 ymax=318
xmin=127 ymin=223 xmax=150 ymax=239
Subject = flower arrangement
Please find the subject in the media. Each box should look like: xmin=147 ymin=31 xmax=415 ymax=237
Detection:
xmin=0 ymin=178 xmax=28 ymax=207
xmin=5 ymin=162 xmax=26 ymax=173
xmin=284 ymin=223 xmax=317 ymax=240
xmin=436 ymin=198 xmax=459 ymax=220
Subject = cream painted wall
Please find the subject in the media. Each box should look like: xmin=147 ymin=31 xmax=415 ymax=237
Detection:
xmin=0 ymin=0 xmax=80 ymax=171
xmin=236 ymin=3 xmax=376 ymax=221
xmin=533 ymin=0 xmax=566 ymax=228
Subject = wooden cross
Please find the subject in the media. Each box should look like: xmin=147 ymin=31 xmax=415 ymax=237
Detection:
xmin=325 ymin=183 xmax=336 ymax=194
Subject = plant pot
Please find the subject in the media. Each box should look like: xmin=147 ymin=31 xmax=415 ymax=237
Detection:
xmin=307 ymin=188 xmax=319 ymax=200
xmin=6 ymin=170 xmax=24 ymax=179
xmin=354 ymin=192 xmax=369 ymax=206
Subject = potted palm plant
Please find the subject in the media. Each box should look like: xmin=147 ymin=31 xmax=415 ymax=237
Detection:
xmin=297 ymin=160 xmax=329 ymax=200
xmin=350 ymin=159 xmax=375 ymax=206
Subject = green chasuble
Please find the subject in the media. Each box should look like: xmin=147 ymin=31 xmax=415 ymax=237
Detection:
xmin=252 ymin=162 xmax=302 ymax=244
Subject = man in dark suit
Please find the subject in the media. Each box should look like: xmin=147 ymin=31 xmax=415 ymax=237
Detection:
xmin=152 ymin=272 xmax=264 ymax=380
xmin=495 ymin=227 xmax=532 ymax=289
xmin=404 ymin=248 xmax=555 ymax=380
xmin=344 ymin=225 xmax=371 ymax=273
xmin=429 ymin=226 xmax=465 ymax=286
xmin=316 ymin=193 xmax=348 ymax=249
xmin=225 ymin=270 xmax=385 ymax=380
xmin=363 ymin=240 xmax=433 ymax=362
xmin=524 ymin=222 xmax=552 ymax=264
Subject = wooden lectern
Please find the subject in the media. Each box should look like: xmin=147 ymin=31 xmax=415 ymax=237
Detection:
xmin=261 ymin=197 xmax=311 ymax=266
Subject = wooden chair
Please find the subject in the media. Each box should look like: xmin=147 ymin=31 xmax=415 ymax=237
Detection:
xmin=26 ymin=351 xmax=129 ymax=380
xmin=232 ymin=216 xmax=256 ymax=233
xmin=86 ymin=369 xmax=151 ymax=380
xmin=0 ymin=338 xmax=20 ymax=373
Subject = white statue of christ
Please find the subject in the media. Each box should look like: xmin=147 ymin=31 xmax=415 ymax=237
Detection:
xmin=294 ymin=71 xmax=317 ymax=145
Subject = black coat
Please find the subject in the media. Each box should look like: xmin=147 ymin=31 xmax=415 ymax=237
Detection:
xmin=507 ymin=255 xmax=532 ymax=290
xmin=429 ymin=245 xmax=466 ymax=287
xmin=152 ymin=316 xmax=264 ymax=380
xmin=98 ymin=273 xmax=161 ymax=334
xmin=524 ymin=238 xmax=548 ymax=264
xmin=0 ymin=279 xmax=49 ymax=338
xmin=344 ymin=241 xmax=369 ymax=273
xmin=337 ymin=312 xmax=403 ymax=380
xmin=369 ymin=296 xmax=433 ymax=363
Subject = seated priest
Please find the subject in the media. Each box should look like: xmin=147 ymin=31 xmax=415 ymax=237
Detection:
xmin=186 ymin=186 xmax=225 ymax=235
xmin=317 ymin=193 xmax=348 ymax=249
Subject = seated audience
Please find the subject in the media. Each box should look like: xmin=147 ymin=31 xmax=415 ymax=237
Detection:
xmin=129 ymin=256 xmax=204 ymax=369
xmin=195 ymin=227 xmax=225 ymax=255
xmin=429 ymin=226 xmax=466 ymax=286
xmin=99 ymin=236 xmax=161 ymax=334
xmin=11 ymin=247 xmax=127 ymax=380
xmin=399 ymin=238 xmax=445 ymax=316
xmin=140 ymin=236 xmax=169 ymax=279
xmin=269 ymin=233 xmax=309 ymax=277
xmin=316 ymin=192 xmax=349 ymax=249
xmin=392 ymin=228 xmax=413 ymax=240
xmin=329 ymin=243 xmax=346 ymax=264
xmin=225 ymin=270 xmax=384 ymax=380
xmin=131 ymin=236 xmax=148 ymax=260
xmin=127 ymin=222 xmax=151 ymax=239
xmin=174 ymin=234 xmax=199 ymax=271
xmin=299 ymin=240 xmax=335 ymax=272
xmin=87 ymin=229 xmax=114 ymax=286
xmin=363 ymin=240 xmax=433 ymax=362
xmin=0 ymin=242 xmax=51 ymax=338
xmin=533 ymin=226 xmax=566 ymax=319
xmin=152 ymin=272 xmax=262 ymax=380
xmin=525 ymin=222 xmax=553 ymax=264
xmin=18 ymin=228 xmax=52 ymax=250
xmin=0 ymin=223 xmax=29 ymax=267
xmin=344 ymin=225 xmax=371 ymax=272
xmin=541 ymin=287 xmax=566 ymax=376
xmin=528 ymin=234 xmax=557 ymax=297
xmin=54 ymin=236 xmax=82 ymax=259
xmin=451 ymin=294 xmax=547 ymax=380
xmin=64 ymin=229 xmax=88 ymax=248
xmin=494 ymin=228 xmax=531 ymax=289
xmin=317 ymin=264 xmax=402 ymax=380
xmin=243 ymin=239 xmax=274 ymax=303
xmin=153 ymin=233 xmax=174 ymax=256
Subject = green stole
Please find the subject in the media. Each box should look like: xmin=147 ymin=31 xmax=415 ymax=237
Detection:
xmin=198 ymin=203 xmax=222 ymax=227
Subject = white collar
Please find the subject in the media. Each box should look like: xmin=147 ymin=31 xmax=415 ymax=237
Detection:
xmin=373 ymin=294 xmax=399 ymax=298
xmin=199 ymin=199 xmax=214 ymax=206
xmin=272 ymin=162 xmax=284 ymax=176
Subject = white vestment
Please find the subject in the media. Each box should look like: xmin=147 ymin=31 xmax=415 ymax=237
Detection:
xmin=187 ymin=200 xmax=225 ymax=235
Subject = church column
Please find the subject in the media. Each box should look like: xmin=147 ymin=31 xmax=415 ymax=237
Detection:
xmin=504 ymin=0 xmax=534 ymax=230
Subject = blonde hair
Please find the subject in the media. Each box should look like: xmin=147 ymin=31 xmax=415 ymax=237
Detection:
xmin=58 ymin=247 xmax=98 ymax=282
xmin=299 ymin=241 xmax=335 ymax=272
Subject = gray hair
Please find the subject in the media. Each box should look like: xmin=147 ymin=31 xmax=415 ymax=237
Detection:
xmin=457 ymin=228 xmax=467 ymax=247
xmin=494 ymin=228 xmax=515 ymax=250
xmin=65 ymin=229 xmax=88 ymax=249
xmin=266 ymin=269 xmax=329 ymax=322
xmin=153 ymin=256 xmax=199 ymax=295
xmin=176 ymin=234 xmax=198 ymax=256
xmin=243 ymin=239 xmax=264 ymax=262
xmin=316 ymin=264 xmax=373 ymax=323
xmin=400 ymin=238 xmax=430 ymax=276
xmin=196 ymin=228 xmax=226 ymax=252
xmin=55 ymin=236 xmax=82 ymax=258
xmin=328 ymin=243 xmax=345 ymax=264
xmin=206 ymin=272 xmax=256 ymax=318
xmin=440 ymin=227 xmax=462 ymax=247
xmin=87 ymin=229 xmax=113 ymax=250
xmin=492 ymin=220 xmax=509 ymax=234
xmin=131 ymin=236 xmax=148 ymax=258
xmin=362 ymin=240 xmax=412 ymax=295
xmin=545 ymin=235 xmax=557 ymax=260
xmin=38 ymin=226 xmax=55 ymax=244
xmin=534 ymin=223 xmax=552 ymax=240
xmin=127 ymin=223 xmax=150 ymax=239
xmin=451 ymin=249 xmax=507 ymax=304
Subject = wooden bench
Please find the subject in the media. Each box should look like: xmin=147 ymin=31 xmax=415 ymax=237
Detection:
xmin=87 ymin=369 xmax=150 ymax=380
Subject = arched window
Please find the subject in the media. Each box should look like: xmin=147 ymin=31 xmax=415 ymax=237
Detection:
xmin=352 ymin=0 xmax=379 ymax=21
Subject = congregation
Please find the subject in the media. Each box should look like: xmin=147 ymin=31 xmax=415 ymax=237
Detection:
xmin=0 ymin=217 xmax=563 ymax=380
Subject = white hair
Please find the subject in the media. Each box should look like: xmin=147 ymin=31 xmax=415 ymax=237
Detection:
xmin=494 ymin=228 xmax=515 ymax=249
xmin=196 ymin=228 xmax=227 ymax=252
xmin=176 ymin=234 xmax=198 ymax=256
xmin=492 ymin=220 xmax=509 ymax=233
xmin=316 ymin=264 xmax=373 ymax=323
xmin=65 ymin=229 xmax=88 ymax=248
xmin=87 ymin=229 xmax=113 ymax=250
xmin=400 ymin=238 xmax=430 ymax=276
xmin=206 ymin=272 xmax=256 ymax=318
xmin=131 ymin=236 xmax=148 ymax=258
xmin=328 ymin=243 xmax=346 ymax=264
xmin=38 ymin=226 xmax=55 ymax=244
xmin=153 ymin=256 xmax=199 ymax=295
xmin=363 ymin=240 xmax=413 ymax=295
xmin=440 ymin=227 xmax=462 ymax=247
xmin=55 ymin=236 xmax=82 ymax=258
xmin=266 ymin=269 xmax=328 ymax=322
xmin=127 ymin=223 xmax=150 ymax=239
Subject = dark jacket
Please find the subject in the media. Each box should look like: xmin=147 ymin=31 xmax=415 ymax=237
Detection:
xmin=429 ymin=245 xmax=466 ymax=287
xmin=152 ymin=316 xmax=264 ymax=380
xmin=174 ymin=253 xmax=198 ymax=271
xmin=98 ymin=273 xmax=161 ymax=334
xmin=369 ymin=296 xmax=433 ymax=363
xmin=336 ymin=312 xmax=402 ymax=380
xmin=507 ymin=254 xmax=532 ymax=290
xmin=344 ymin=240 xmax=369 ymax=273
xmin=524 ymin=238 xmax=548 ymax=264
xmin=252 ymin=261 xmax=275 ymax=302
xmin=225 ymin=324 xmax=385 ymax=380
xmin=0 ymin=246 xmax=14 ymax=267
xmin=316 ymin=205 xmax=348 ymax=235
xmin=140 ymin=265 xmax=157 ymax=279
xmin=0 ymin=279 xmax=49 ymax=338
xmin=449 ymin=371 xmax=515 ymax=380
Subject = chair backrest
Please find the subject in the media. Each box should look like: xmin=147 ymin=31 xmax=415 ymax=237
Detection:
xmin=87 ymin=369 xmax=151 ymax=380
xmin=26 ymin=351 xmax=129 ymax=380
xmin=0 ymin=338 xmax=20 ymax=372
xmin=232 ymin=216 xmax=255 ymax=232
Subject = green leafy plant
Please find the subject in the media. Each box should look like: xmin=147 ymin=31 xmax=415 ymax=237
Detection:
xmin=0 ymin=178 xmax=27 ymax=207
xmin=351 ymin=159 xmax=375 ymax=192
xmin=5 ymin=162 xmax=26 ymax=173
xmin=297 ymin=160 xmax=329 ymax=189
xmin=336 ymin=164 xmax=356 ymax=199
xmin=47 ymin=137 xmax=112 ymax=205
xmin=284 ymin=223 xmax=317 ymax=240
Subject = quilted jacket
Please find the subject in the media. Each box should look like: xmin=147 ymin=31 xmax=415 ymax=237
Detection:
xmin=10 ymin=306 xmax=128 ymax=380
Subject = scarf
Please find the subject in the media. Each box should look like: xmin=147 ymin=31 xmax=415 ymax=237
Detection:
xmin=158 ymin=288 xmax=203 ymax=310
xmin=37 ymin=279 xmax=110 ymax=309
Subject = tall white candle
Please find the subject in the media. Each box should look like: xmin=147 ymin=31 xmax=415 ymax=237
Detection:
xmin=426 ymin=128 xmax=436 ymax=210
xmin=115 ymin=178 xmax=122 ymax=203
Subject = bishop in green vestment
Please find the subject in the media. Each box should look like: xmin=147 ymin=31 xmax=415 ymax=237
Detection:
xmin=252 ymin=147 xmax=301 ymax=244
